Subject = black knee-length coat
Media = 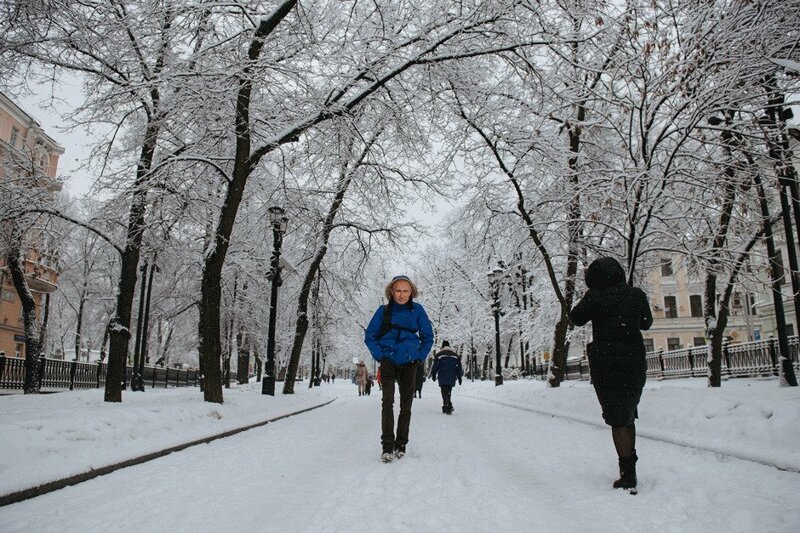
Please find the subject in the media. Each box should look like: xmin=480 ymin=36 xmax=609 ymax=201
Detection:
xmin=569 ymin=282 xmax=653 ymax=426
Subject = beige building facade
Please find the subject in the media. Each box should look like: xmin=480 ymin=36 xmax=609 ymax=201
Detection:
xmin=0 ymin=90 xmax=64 ymax=358
xmin=642 ymin=256 xmax=765 ymax=353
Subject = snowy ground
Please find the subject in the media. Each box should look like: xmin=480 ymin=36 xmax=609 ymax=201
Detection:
xmin=1 ymin=377 xmax=799 ymax=532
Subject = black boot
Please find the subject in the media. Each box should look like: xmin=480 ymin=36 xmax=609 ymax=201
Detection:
xmin=613 ymin=450 xmax=637 ymax=489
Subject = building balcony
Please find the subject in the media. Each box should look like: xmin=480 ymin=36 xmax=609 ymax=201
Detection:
xmin=26 ymin=272 xmax=57 ymax=293
xmin=26 ymin=262 xmax=58 ymax=293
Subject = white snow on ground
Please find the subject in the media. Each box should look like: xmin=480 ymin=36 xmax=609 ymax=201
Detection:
xmin=1 ymin=377 xmax=799 ymax=532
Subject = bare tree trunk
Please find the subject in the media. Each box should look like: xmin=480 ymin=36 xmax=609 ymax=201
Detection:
xmin=39 ymin=292 xmax=50 ymax=357
xmin=105 ymin=119 xmax=161 ymax=402
xmin=7 ymin=243 xmax=41 ymax=393
xmin=99 ymin=319 xmax=111 ymax=362
xmin=705 ymin=110 xmax=738 ymax=387
xmin=548 ymin=109 xmax=583 ymax=386
xmin=753 ymin=168 xmax=798 ymax=385
xmin=74 ymin=292 xmax=86 ymax=361
xmin=198 ymin=1 xmax=298 ymax=403
xmin=237 ymin=328 xmax=249 ymax=385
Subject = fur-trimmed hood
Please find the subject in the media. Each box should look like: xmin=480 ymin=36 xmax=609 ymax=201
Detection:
xmin=384 ymin=275 xmax=419 ymax=301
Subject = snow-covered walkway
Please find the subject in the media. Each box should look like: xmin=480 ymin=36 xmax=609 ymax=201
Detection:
xmin=1 ymin=379 xmax=799 ymax=532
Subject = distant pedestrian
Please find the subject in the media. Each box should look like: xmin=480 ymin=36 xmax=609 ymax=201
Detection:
xmin=365 ymin=377 xmax=373 ymax=395
xmin=414 ymin=360 xmax=425 ymax=398
xmin=355 ymin=360 xmax=369 ymax=396
xmin=569 ymin=257 xmax=653 ymax=493
xmin=364 ymin=274 xmax=434 ymax=463
xmin=376 ymin=367 xmax=382 ymax=391
xmin=431 ymin=341 xmax=463 ymax=414
xmin=331 ymin=374 xmax=335 ymax=384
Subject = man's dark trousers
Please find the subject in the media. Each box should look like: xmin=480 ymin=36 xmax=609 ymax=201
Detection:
xmin=380 ymin=359 xmax=418 ymax=453
xmin=440 ymin=385 xmax=453 ymax=412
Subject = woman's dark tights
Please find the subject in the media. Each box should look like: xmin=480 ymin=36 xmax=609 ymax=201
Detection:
xmin=612 ymin=424 xmax=636 ymax=458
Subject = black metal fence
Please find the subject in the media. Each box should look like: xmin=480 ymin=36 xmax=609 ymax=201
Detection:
xmin=0 ymin=355 xmax=200 ymax=392
xmin=564 ymin=335 xmax=800 ymax=381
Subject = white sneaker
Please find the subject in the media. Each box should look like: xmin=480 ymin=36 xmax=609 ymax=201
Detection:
xmin=381 ymin=452 xmax=395 ymax=463
xmin=394 ymin=447 xmax=406 ymax=459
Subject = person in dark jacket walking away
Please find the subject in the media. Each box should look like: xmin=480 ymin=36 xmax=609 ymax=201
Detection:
xmin=569 ymin=257 xmax=653 ymax=493
xmin=431 ymin=341 xmax=463 ymax=414
xmin=364 ymin=275 xmax=434 ymax=463
xmin=414 ymin=360 xmax=425 ymax=398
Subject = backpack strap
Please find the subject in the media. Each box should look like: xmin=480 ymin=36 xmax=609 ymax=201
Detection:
xmin=377 ymin=303 xmax=393 ymax=339
xmin=377 ymin=301 xmax=419 ymax=338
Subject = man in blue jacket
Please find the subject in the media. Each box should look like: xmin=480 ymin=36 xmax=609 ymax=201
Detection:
xmin=431 ymin=340 xmax=463 ymax=414
xmin=364 ymin=275 xmax=434 ymax=463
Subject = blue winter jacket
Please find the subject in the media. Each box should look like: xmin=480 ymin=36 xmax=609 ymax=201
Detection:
xmin=364 ymin=301 xmax=434 ymax=365
xmin=431 ymin=347 xmax=463 ymax=386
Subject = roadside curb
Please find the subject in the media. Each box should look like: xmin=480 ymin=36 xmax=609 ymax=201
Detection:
xmin=0 ymin=397 xmax=336 ymax=507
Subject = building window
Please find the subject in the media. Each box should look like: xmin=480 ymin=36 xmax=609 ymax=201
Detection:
xmin=15 ymin=343 xmax=24 ymax=358
xmin=664 ymin=295 xmax=678 ymax=318
xmin=667 ymin=337 xmax=681 ymax=351
xmin=732 ymin=292 xmax=742 ymax=309
xmin=693 ymin=337 xmax=706 ymax=346
xmin=9 ymin=126 xmax=19 ymax=147
xmin=690 ymin=295 xmax=703 ymax=317
xmin=660 ymin=257 xmax=674 ymax=277
xmin=788 ymin=324 xmax=795 ymax=337
xmin=643 ymin=338 xmax=654 ymax=353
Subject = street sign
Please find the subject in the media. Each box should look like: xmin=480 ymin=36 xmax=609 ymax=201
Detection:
xmin=14 ymin=334 xmax=25 ymax=342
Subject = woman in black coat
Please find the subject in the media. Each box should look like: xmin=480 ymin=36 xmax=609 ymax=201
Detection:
xmin=569 ymin=257 xmax=653 ymax=491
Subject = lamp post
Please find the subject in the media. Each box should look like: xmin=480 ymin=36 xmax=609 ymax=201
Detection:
xmin=488 ymin=264 xmax=504 ymax=386
xmin=262 ymin=206 xmax=288 ymax=396
xmin=513 ymin=251 xmax=529 ymax=374
xmin=138 ymin=259 xmax=158 ymax=388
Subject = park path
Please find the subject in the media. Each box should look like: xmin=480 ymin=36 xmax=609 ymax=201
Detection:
xmin=1 ymin=383 xmax=798 ymax=532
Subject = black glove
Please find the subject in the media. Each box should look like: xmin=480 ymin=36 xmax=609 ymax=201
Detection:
xmin=458 ymin=378 xmax=462 ymax=385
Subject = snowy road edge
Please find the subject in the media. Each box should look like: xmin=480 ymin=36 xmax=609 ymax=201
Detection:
xmin=0 ymin=397 xmax=337 ymax=508
xmin=463 ymin=394 xmax=800 ymax=474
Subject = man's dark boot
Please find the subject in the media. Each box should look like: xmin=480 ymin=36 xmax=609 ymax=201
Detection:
xmin=613 ymin=450 xmax=637 ymax=489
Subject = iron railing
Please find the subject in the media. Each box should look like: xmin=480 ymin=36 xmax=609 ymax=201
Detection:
xmin=565 ymin=335 xmax=800 ymax=381
xmin=0 ymin=356 xmax=200 ymax=391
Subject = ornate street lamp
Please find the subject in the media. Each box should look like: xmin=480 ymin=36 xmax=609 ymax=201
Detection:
xmin=262 ymin=206 xmax=288 ymax=396
xmin=488 ymin=264 xmax=504 ymax=386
